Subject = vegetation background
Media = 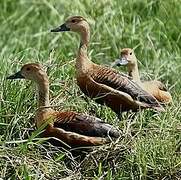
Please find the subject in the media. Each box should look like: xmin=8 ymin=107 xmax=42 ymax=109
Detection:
xmin=0 ymin=0 xmax=180 ymax=179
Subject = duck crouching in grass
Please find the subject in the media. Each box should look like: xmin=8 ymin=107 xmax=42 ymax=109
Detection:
xmin=112 ymin=48 xmax=172 ymax=104
xmin=51 ymin=16 xmax=165 ymax=117
xmin=7 ymin=63 xmax=120 ymax=147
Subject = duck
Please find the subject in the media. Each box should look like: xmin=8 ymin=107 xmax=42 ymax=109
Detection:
xmin=50 ymin=16 xmax=164 ymax=117
xmin=112 ymin=48 xmax=172 ymax=104
xmin=7 ymin=63 xmax=120 ymax=147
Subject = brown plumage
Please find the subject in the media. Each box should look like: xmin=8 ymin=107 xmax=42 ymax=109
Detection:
xmin=51 ymin=16 xmax=164 ymax=115
xmin=112 ymin=48 xmax=172 ymax=104
xmin=7 ymin=63 xmax=120 ymax=147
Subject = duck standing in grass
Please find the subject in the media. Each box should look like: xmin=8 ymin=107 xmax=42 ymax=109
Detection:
xmin=7 ymin=63 xmax=120 ymax=147
xmin=51 ymin=16 xmax=164 ymax=117
xmin=112 ymin=48 xmax=172 ymax=104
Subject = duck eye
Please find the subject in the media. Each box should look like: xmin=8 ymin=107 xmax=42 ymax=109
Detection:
xmin=71 ymin=19 xmax=76 ymax=23
xmin=130 ymin=52 xmax=132 ymax=55
xmin=26 ymin=67 xmax=31 ymax=71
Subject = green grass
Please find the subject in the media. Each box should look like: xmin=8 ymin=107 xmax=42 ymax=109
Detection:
xmin=0 ymin=0 xmax=181 ymax=179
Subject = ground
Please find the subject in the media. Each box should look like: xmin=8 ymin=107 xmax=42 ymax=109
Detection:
xmin=0 ymin=0 xmax=181 ymax=179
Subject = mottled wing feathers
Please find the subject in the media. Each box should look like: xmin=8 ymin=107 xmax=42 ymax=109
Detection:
xmin=77 ymin=75 xmax=142 ymax=113
xmin=93 ymin=66 xmax=161 ymax=107
xmin=53 ymin=111 xmax=120 ymax=138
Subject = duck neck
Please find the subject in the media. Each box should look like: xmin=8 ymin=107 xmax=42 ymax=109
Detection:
xmin=79 ymin=27 xmax=90 ymax=48
xmin=76 ymin=27 xmax=92 ymax=71
xmin=36 ymin=76 xmax=50 ymax=108
xmin=128 ymin=63 xmax=141 ymax=82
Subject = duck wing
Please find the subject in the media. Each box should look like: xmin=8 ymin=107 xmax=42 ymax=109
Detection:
xmin=92 ymin=66 xmax=162 ymax=108
xmin=44 ymin=124 xmax=108 ymax=147
xmin=77 ymin=74 xmax=146 ymax=113
xmin=53 ymin=111 xmax=120 ymax=138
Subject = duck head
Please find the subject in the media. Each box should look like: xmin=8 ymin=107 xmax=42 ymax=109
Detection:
xmin=7 ymin=63 xmax=47 ymax=83
xmin=112 ymin=48 xmax=137 ymax=67
xmin=51 ymin=16 xmax=90 ymax=34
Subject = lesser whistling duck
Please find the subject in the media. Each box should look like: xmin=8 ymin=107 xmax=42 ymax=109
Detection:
xmin=51 ymin=16 xmax=165 ymax=116
xmin=112 ymin=48 xmax=172 ymax=104
xmin=7 ymin=63 xmax=120 ymax=147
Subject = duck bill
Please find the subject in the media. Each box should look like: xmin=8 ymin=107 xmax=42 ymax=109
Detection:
xmin=117 ymin=57 xmax=129 ymax=66
xmin=50 ymin=23 xmax=70 ymax=32
xmin=7 ymin=71 xmax=25 ymax=79
xmin=111 ymin=58 xmax=129 ymax=67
